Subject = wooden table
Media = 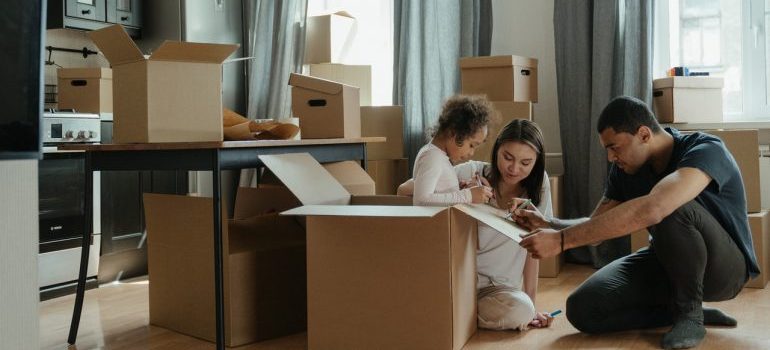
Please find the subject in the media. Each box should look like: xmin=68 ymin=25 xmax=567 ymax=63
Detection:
xmin=59 ymin=137 xmax=384 ymax=350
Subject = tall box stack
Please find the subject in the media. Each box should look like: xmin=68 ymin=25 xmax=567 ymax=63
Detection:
xmin=539 ymin=175 xmax=563 ymax=277
xmin=308 ymin=64 xmax=372 ymax=106
xmin=304 ymin=11 xmax=355 ymax=64
xmin=361 ymin=106 xmax=409 ymax=194
xmin=746 ymin=211 xmax=770 ymax=289
xmin=652 ymin=77 xmax=724 ymax=123
xmin=471 ymin=101 xmax=533 ymax=162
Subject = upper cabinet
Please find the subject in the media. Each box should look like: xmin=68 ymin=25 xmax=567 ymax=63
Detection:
xmin=48 ymin=0 xmax=142 ymax=38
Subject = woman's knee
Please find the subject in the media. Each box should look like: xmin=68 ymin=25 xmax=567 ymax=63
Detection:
xmin=478 ymin=291 xmax=535 ymax=331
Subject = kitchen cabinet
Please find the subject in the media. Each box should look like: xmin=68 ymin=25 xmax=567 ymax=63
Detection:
xmin=48 ymin=0 xmax=141 ymax=38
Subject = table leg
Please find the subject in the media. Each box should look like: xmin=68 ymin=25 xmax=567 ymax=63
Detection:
xmin=212 ymin=151 xmax=225 ymax=350
xmin=68 ymin=153 xmax=93 ymax=344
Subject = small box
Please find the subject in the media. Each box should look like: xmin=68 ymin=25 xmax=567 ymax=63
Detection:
xmin=460 ymin=55 xmax=538 ymax=102
xmin=471 ymin=101 xmax=533 ymax=162
xmin=652 ymin=77 xmax=723 ymax=123
xmin=366 ymin=158 xmax=409 ymax=195
xmin=89 ymin=25 xmax=238 ymax=143
xmin=746 ymin=211 xmax=769 ymax=289
xmin=304 ymin=11 xmax=355 ymax=64
xmin=361 ymin=106 xmax=404 ymax=160
xmin=704 ymin=130 xmax=760 ymax=213
xmin=540 ymin=175 xmax=563 ymax=277
xmin=308 ymin=63 xmax=372 ymax=106
xmin=143 ymin=187 xmax=307 ymax=347
xmin=57 ymin=68 xmax=113 ymax=114
xmin=289 ymin=73 xmax=361 ymax=139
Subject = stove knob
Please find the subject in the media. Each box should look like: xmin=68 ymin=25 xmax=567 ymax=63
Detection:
xmin=77 ymin=131 xmax=87 ymax=139
xmin=65 ymin=130 xmax=74 ymax=139
xmin=88 ymin=131 xmax=97 ymax=139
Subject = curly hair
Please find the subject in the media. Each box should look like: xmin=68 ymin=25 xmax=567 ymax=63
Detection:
xmin=430 ymin=95 xmax=493 ymax=144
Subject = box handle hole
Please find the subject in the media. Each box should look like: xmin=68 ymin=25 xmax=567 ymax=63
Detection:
xmin=308 ymin=99 xmax=327 ymax=107
xmin=70 ymin=80 xmax=88 ymax=87
xmin=520 ymin=69 xmax=531 ymax=76
xmin=653 ymin=90 xmax=663 ymax=97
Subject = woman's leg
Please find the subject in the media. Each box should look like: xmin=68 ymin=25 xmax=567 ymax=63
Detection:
xmin=478 ymin=286 xmax=536 ymax=331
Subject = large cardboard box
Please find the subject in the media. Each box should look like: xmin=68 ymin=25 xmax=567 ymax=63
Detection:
xmin=762 ymin=154 xmax=770 ymax=210
xmin=746 ymin=211 xmax=770 ymax=289
xmin=361 ymin=106 xmax=404 ymax=160
xmin=460 ymin=55 xmax=538 ymax=102
xmin=143 ymin=187 xmax=307 ymax=346
xmin=540 ymin=175 xmax=563 ymax=278
xmin=471 ymin=101 xmax=533 ymax=162
xmin=89 ymin=25 xmax=238 ymax=143
xmin=289 ymin=73 xmax=361 ymax=139
xmin=322 ymin=160 xmax=375 ymax=195
xmin=308 ymin=64 xmax=371 ymax=106
xmin=652 ymin=77 xmax=723 ymax=123
xmin=704 ymin=129 xmax=760 ymax=213
xmin=261 ymin=153 xmax=529 ymax=350
xmin=57 ymin=68 xmax=113 ymax=114
xmin=304 ymin=11 xmax=355 ymax=64
xmin=366 ymin=158 xmax=409 ymax=195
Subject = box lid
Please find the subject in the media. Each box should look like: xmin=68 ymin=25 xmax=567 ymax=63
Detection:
xmin=452 ymin=204 xmax=528 ymax=243
xmin=652 ymin=77 xmax=724 ymax=89
xmin=283 ymin=204 xmax=443 ymax=217
xmin=150 ymin=41 xmax=239 ymax=63
xmin=310 ymin=10 xmax=354 ymax=19
xmin=57 ymin=68 xmax=112 ymax=79
xmin=259 ymin=153 xmax=351 ymax=205
xmin=89 ymin=24 xmax=145 ymax=66
xmin=322 ymin=161 xmax=375 ymax=195
xmin=289 ymin=73 xmax=354 ymax=95
xmin=459 ymin=55 xmax=538 ymax=69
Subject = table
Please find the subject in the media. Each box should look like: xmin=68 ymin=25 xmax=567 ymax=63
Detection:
xmin=58 ymin=137 xmax=384 ymax=350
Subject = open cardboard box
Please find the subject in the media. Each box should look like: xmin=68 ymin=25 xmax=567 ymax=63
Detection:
xmin=259 ymin=153 xmax=528 ymax=350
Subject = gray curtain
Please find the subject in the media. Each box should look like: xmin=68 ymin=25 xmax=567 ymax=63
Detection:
xmin=243 ymin=0 xmax=308 ymax=120
xmin=554 ymin=0 xmax=653 ymax=268
xmin=393 ymin=0 xmax=492 ymax=171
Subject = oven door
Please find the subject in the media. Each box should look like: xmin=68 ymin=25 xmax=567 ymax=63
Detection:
xmin=38 ymin=149 xmax=86 ymax=252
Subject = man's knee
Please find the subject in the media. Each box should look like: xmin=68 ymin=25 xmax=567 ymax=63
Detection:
xmin=566 ymin=288 xmax=606 ymax=334
xmin=654 ymin=200 xmax=700 ymax=234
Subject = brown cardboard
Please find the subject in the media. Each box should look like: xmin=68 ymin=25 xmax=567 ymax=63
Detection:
xmin=304 ymin=11 xmax=355 ymax=64
xmin=460 ymin=55 xmax=538 ymax=102
xmin=471 ymin=101 xmax=533 ymax=162
xmin=261 ymin=153 xmax=531 ymax=350
xmin=57 ymin=68 xmax=113 ymax=114
xmin=704 ymin=130 xmax=760 ymax=213
xmin=89 ymin=25 xmax=238 ymax=143
xmin=540 ymin=175 xmax=563 ymax=277
xmin=322 ymin=160 xmax=375 ymax=195
xmin=652 ymin=77 xmax=723 ymax=123
xmin=289 ymin=73 xmax=361 ymax=139
xmin=308 ymin=63 xmax=372 ymax=105
xmin=143 ymin=187 xmax=306 ymax=346
xmin=366 ymin=159 xmax=409 ymax=195
xmin=746 ymin=211 xmax=770 ymax=289
xmin=361 ymin=106 xmax=404 ymax=160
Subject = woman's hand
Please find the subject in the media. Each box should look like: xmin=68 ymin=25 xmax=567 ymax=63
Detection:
xmin=528 ymin=311 xmax=554 ymax=328
xmin=510 ymin=198 xmax=550 ymax=230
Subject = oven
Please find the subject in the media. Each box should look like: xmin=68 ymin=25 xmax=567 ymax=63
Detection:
xmin=38 ymin=110 xmax=102 ymax=300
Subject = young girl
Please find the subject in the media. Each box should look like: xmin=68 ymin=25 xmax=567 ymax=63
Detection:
xmin=401 ymin=119 xmax=555 ymax=330
xmin=412 ymin=95 xmax=494 ymax=206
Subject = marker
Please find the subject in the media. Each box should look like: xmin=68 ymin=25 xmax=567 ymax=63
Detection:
xmin=503 ymin=199 xmax=532 ymax=220
xmin=549 ymin=309 xmax=562 ymax=317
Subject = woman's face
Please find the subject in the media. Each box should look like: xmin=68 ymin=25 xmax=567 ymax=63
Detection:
xmin=495 ymin=140 xmax=538 ymax=185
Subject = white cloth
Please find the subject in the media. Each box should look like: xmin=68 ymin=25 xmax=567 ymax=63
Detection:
xmin=477 ymin=286 xmax=536 ymax=331
xmin=411 ymin=143 xmax=472 ymax=206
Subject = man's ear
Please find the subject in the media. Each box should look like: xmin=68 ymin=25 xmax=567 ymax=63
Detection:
xmin=637 ymin=126 xmax=652 ymax=143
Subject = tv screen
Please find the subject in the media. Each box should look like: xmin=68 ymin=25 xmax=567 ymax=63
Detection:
xmin=0 ymin=0 xmax=44 ymax=159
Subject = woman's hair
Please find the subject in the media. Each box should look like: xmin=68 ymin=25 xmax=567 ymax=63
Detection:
xmin=485 ymin=119 xmax=546 ymax=206
xmin=430 ymin=95 xmax=493 ymax=145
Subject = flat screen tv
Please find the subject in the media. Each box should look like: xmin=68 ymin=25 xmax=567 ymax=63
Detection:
xmin=0 ymin=0 xmax=44 ymax=160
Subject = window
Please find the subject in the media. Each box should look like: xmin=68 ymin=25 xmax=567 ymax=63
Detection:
xmin=655 ymin=0 xmax=769 ymax=121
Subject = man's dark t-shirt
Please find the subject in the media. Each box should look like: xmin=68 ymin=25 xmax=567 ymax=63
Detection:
xmin=604 ymin=127 xmax=760 ymax=278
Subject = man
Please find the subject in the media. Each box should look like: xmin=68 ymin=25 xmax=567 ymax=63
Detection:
xmin=514 ymin=96 xmax=759 ymax=349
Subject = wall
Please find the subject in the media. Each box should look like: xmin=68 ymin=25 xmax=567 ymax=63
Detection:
xmin=491 ymin=0 xmax=561 ymax=156
xmin=0 ymin=161 xmax=39 ymax=349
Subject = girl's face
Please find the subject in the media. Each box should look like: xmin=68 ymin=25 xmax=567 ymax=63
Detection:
xmin=496 ymin=140 xmax=538 ymax=185
xmin=446 ymin=126 xmax=487 ymax=164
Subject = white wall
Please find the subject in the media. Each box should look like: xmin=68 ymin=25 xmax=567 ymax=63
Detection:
xmin=491 ymin=0 xmax=561 ymax=154
xmin=0 ymin=161 xmax=39 ymax=349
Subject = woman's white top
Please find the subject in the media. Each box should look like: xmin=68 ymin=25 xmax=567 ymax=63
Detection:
xmin=454 ymin=161 xmax=553 ymax=291
xmin=412 ymin=143 xmax=472 ymax=206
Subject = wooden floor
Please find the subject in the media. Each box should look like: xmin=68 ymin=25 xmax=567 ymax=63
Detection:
xmin=41 ymin=264 xmax=770 ymax=350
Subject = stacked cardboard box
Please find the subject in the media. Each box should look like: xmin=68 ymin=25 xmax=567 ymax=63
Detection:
xmin=57 ymin=68 xmax=112 ymax=115
xmin=539 ymin=175 xmax=564 ymax=277
xmin=361 ymin=106 xmax=409 ymax=194
xmin=652 ymin=77 xmax=724 ymax=123
xmin=289 ymin=73 xmax=360 ymax=139
xmin=308 ymin=63 xmax=372 ymax=106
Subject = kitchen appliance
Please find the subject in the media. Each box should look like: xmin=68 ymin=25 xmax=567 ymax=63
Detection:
xmin=39 ymin=109 xmax=101 ymax=300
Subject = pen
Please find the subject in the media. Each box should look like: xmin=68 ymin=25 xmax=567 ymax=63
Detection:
xmin=549 ymin=309 xmax=562 ymax=317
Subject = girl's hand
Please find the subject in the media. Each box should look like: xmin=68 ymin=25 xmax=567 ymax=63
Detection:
xmin=470 ymin=185 xmax=494 ymax=204
xmin=528 ymin=312 xmax=554 ymax=328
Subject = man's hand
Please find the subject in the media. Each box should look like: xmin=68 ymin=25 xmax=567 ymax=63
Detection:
xmin=519 ymin=228 xmax=562 ymax=259
xmin=510 ymin=198 xmax=550 ymax=230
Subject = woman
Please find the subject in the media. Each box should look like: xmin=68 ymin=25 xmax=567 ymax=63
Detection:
xmin=398 ymin=119 xmax=554 ymax=330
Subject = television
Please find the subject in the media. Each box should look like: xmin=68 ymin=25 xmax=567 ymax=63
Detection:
xmin=0 ymin=0 xmax=44 ymax=160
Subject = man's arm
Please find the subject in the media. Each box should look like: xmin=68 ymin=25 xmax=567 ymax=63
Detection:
xmin=548 ymin=196 xmax=620 ymax=229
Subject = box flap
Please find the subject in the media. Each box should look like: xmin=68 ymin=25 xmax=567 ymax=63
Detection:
xmin=322 ymin=161 xmax=375 ymax=195
xmin=453 ymin=204 xmax=528 ymax=242
xmin=288 ymin=73 xmax=345 ymax=95
xmin=150 ymin=41 xmax=239 ymax=63
xmin=89 ymin=24 xmax=145 ymax=65
xmin=259 ymin=153 xmax=351 ymax=205
xmin=459 ymin=55 xmax=538 ymax=69
xmin=310 ymin=10 xmax=355 ymax=18
xmin=652 ymin=77 xmax=724 ymax=89
xmin=282 ymin=205 xmax=443 ymax=217
xmin=233 ymin=186 xmax=300 ymax=219
xmin=57 ymin=68 xmax=112 ymax=79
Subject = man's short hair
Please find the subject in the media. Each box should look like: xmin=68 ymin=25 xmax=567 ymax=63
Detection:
xmin=596 ymin=95 xmax=662 ymax=135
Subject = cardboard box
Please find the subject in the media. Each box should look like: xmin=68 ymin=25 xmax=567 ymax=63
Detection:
xmin=652 ymin=77 xmax=723 ymax=123
xmin=308 ymin=64 xmax=372 ymax=106
xmin=762 ymin=155 xmax=770 ymax=210
xmin=459 ymin=55 xmax=538 ymax=102
xmin=260 ymin=153 xmax=529 ymax=350
xmin=322 ymin=160 xmax=375 ymax=195
xmin=289 ymin=73 xmax=361 ymax=139
xmin=746 ymin=211 xmax=770 ymax=289
xmin=540 ymin=175 xmax=563 ymax=278
xmin=57 ymin=68 xmax=113 ymax=114
xmin=361 ymin=106 xmax=404 ymax=160
xmin=471 ymin=101 xmax=533 ymax=162
xmin=89 ymin=25 xmax=238 ymax=143
xmin=304 ymin=11 xmax=355 ymax=64
xmin=366 ymin=158 xmax=409 ymax=195
xmin=143 ymin=187 xmax=307 ymax=346
xmin=704 ymin=129 xmax=760 ymax=213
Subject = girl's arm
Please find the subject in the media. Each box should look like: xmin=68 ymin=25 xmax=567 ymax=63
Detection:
xmin=413 ymin=152 xmax=472 ymax=206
